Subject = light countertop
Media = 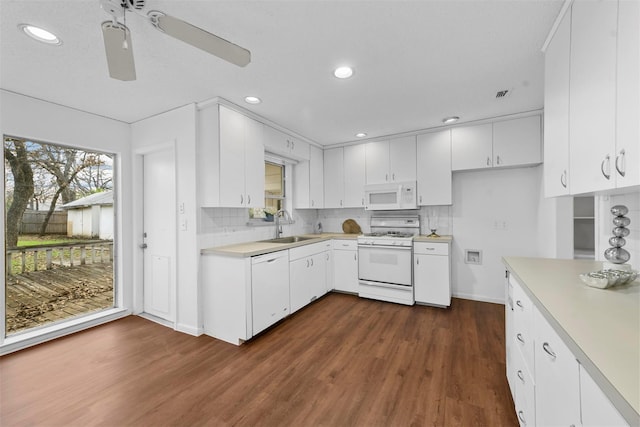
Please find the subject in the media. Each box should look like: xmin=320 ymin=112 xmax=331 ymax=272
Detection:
xmin=414 ymin=235 xmax=453 ymax=243
xmin=502 ymin=256 xmax=639 ymax=424
xmin=201 ymin=233 xmax=359 ymax=257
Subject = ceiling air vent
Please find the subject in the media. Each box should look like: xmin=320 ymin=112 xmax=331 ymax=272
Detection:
xmin=495 ymin=89 xmax=510 ymax=99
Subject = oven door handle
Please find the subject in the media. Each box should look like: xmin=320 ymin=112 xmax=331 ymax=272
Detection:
xmin=357 ymin=244 xmax=412 ymax=250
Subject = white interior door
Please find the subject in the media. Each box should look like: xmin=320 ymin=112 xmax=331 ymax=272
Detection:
xmin=142 ymin=148 xmax=176 ymax=322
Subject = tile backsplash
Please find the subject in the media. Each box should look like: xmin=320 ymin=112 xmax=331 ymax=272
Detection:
xmin=596 ymin=191 xmax=640 ymax=270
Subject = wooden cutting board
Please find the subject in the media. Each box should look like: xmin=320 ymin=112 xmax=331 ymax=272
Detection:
xmin=342 ymin=219 xmax=362 ymax=234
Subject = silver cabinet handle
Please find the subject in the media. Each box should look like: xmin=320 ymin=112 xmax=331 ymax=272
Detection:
xmin=516 ymin=300 xmax=523 ymax=308
xmin=416 ymin=258 xmax=420 ymax=265
xmin=240 ymin=194 xmax=244 ymax=204
xmin=247 ymin=195 xmax=251 ymax=205
xmin=615 ymin=149 xmax=626 ymax=177
xmin=601 ymin=154 xmax=611 ymax=180
xmin=326 ymin=253 xmax=330 ymax=261
xmin=311 ymin=200 xmax=314 ymax=207
xmin=560 ymin=170 xmax=567 ymax=188
xmin=139 ymin=243 xmax=148 ymax=249
xmin=354 ymin=253 xmax=357 ymax=261
xmin=340 ymin=199 xmax=343 ymax=206
xmin=310 ymin=258 xmax=314 ymax=267
xmin=486 ymin=156 xmax=491 ymax=166
xmin=542 ymin=342 xmax=556 ymax=359
xmin=518 ymin=410 xmax=526 ymax=425
xmin=392 ymin=173 xmax=395 ymax=180
xmin=419 ymin=195 xmax=423 ymax=203
xmin=291 ymin=141 xmax=294 ymax=150
xmin=517 ymin=370 xmax=525 ymax=383
xmin=516 ymin=333 xmax=525 ymax=344
xmin=306 ymin=259 xmax=310 ymax=268
xmin=496 ymin=155 xmax=501 ymax=165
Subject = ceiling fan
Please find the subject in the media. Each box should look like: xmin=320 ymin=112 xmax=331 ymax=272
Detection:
xmin=100 ymin=0 xmax=251 ymax=81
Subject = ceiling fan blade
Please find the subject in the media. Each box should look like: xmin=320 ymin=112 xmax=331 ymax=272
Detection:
xmin=102 ymin=21 xmax=136 ymax=81
xmin=148 ymin=11 xmax=251 ymax=67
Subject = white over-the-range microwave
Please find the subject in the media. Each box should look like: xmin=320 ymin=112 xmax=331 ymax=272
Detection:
xmin=363 ymin=181 xmax=418 ymax=211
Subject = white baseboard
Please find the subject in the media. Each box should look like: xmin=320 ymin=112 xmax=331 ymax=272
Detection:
xmin=453 ymin=292 xmax=505 ymax=305
xmin=137 ymin=313 xmax=202 ymax=336
xmin=176 ymin=323 xmax=203 ymax=336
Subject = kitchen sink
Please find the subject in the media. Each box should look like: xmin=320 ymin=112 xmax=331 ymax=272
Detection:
xmin=261 ymin=236 xmax=317 ymax=244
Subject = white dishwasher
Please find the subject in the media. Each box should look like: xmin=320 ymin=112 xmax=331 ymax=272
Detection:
xmin=251 ymin=250 xmax=290 ymax=335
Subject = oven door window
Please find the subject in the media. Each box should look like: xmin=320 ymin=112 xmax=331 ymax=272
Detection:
xmin=358 ymin=246 xmax=412 ymax=286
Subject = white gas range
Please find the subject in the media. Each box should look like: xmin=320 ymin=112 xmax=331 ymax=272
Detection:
xmin=357 ymin=215 xmax=420 ymax=305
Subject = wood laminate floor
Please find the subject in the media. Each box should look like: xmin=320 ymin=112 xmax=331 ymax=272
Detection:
xmin=0 ymin=293 xmax=517 ymax=427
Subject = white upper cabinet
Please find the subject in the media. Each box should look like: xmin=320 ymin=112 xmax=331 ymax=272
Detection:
xmin=263 ymin=125 xmax=310 ymax=161
xmin=324 ymin=147 xmax=345 ymax=208
xmin=452 ymin=117 xmax=541 ymax=172
xmin=416 ymin=130 xmax=452 ymax=205
xmin=365 ymin=136 xmax=416 ymax=184
xmin=565 ymin=0 xmax=639 ymax=194
xmin=543 ymin=8 xmax=572 ymax=197
xmin=219 ymin=105 xmax=265 ymax=208
xmin=451 ymin=123 xmax=493 ymax=171
xmin=294 ymin=145 xmax=324 ymax=209
xmin=569 ymin=0 xmax=618 ymax=194
xmin=493 ymin=116 xmax=542 ymax=168
xmin=343 ymin=144 xmax=367 ymax=208
xmin=615 ymin=0 xmax=639 ymax=189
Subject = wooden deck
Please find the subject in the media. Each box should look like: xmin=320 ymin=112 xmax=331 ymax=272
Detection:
xmin=5 ymin=263 xmax=114 ymax=335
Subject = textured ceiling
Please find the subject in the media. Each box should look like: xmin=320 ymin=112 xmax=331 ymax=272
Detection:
xmin=0 ymin=0 xmax=563 ymax=145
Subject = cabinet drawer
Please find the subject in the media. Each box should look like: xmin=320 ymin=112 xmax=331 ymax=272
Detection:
xmin=289 ymin=241 xmax=327 ymax=261
xmin=511 ymin=275 xmax=534 ymax=370
xmin=414 ymin=241 xmax=448 ymax=255
xmin=332 ymin=239 xmax=357 ymax=251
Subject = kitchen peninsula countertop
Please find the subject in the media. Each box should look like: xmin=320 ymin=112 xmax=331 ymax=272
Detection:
xmin=413 ymin=235 xmax=453 ymax=243
xmin=201 ymin=233 xmax=360 ymax=258
xmin=502 ymin=256 xmax=640 ymax=424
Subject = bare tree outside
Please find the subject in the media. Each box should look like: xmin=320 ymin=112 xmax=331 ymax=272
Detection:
xmin=4 ymin=135 xmax=115 ymax=335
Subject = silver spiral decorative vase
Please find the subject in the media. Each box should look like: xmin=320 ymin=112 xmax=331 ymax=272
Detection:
xmin=604 ymin=205 xmax=631 ymax=266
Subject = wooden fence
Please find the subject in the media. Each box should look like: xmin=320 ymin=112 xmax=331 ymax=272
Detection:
xmin=20 ymin=210 xmax=68 ymax=234
xmin=6 ymin=240 xmax=113 ymax=275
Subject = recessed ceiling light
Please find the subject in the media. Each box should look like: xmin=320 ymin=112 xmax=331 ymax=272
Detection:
xmin=244 ymin=96 xmax=261 ymax=104
xmin=18 ymin=24 xmax=61 ymax=45
xmin=442 ymin=116 xmax=460 ymax=124
xmin=355 ymin=132 xmax=367 ymax=138
xmin=334 ymin=66 xmax=354 ymax=79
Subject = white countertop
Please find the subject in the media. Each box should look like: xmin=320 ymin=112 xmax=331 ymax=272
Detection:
xmin=413 ymin=235 xmax=453 ymax=243
xmin=502 ymin=256 xmax=639 ymax=424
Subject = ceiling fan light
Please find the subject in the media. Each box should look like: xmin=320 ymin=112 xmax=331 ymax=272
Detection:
xmin=19 ymin=24 xmax=62 ymax=45
xmin=245 ymin=96 xmax=261 ymax=104
xmin=334 ymin=66 xmax=354 ymax=79
xmin=442 ymin=116 xmax=460 ymax=124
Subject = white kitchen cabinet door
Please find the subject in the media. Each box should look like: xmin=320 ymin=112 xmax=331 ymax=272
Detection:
xmin=615 ymin=0 xmax=640 ymax=189
xmin=324 ymin=147 xmax=345 ymax=208
xmin=512 ymin=276 xmax=535 ymax=371
xmin=389 ymin=136 xmax=417 ymax=182
xmin=569 ymin=0 xmax=618 ymax=194
xmin=451 ymin=123 xmax=493 ymax=171
xmin=365 ymin=140 xmax=390 ymax=184
xmin=533 ymin=306 xmax=581 ymax=427
xmin=219 ymin=106 xmax=247 ymax=207
xmin=309 ymin=145 xmax=324 ymax=208
xmin=244 ymin=116 xmax=265 ymax=208
xmin=493 ymin=116 xmax=541 ymax=168
xmin=263 ymin=125 xmax=309 ymax=161
xmin=197 ymin=105 xmax=221 ymax=207
xmin=543 ymin=8 xmax=572 ymax=197
xmin=324 ymin=249 xmax=334 ymax=292
xmin=333 ymin=247 xmax=358 ymax=293
xmin=580 ymin=364 xmax=629 ymax=427
xmin=290 ymin=253 xmax=326 ymax=314
xmin=289 ymin=136 xmax=310 ymax=161
xmin=416 ymin=130 xmax=452 ymax=205
xmin=505 ymin=272 xmax=516 ymax=400
xmin=414 ymin=252 xmax=450 ymax=306
xmin=344 ymin=144 xmax=366 ymax=208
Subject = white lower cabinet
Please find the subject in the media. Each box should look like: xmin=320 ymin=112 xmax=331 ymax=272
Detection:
xmin=332 ymin=239 xmax=358 ymax=293
xmin=251 ymin=251 xmax=290 ymax=335
xmin=533 ymin=306 xmax=581 ymax=427
xmin=289 ymin=242 xmax=328 ymax=314
xmin=580 ymin=365 xmax=628 ymax=426
xmin=413 ymin=241 xmax=451 ymax=306
xmin=505 ymin=272 xmax=630 ymax=426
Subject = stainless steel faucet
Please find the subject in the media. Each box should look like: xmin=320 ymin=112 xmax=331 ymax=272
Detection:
xmin=275 ymin=209 xmax=291 ymax=238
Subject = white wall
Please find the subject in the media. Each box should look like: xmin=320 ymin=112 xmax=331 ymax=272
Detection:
xmin=0 ymin=90 xmax=133 ymax=316
xmin=451 ymin=166 xmax=546 ymax=303
xmin=131 ymin=104 xmax=200 ymax=335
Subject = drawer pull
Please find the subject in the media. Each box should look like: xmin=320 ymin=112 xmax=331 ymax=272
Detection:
xmin=517 ymin=370 xmax=525 ymax=383
xmin=516 ymin=333 xmax=525 ymax=344
xmin=518 ymin=410 xmax=526 ymax=425
xmin=542 ymin=342 xmax=556 ymax=359
xmin=516 ymin=300 xmax=523 ymax=308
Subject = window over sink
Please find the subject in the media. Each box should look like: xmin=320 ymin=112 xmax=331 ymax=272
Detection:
xmin=249 ymin=159 xmax=286 ymax=220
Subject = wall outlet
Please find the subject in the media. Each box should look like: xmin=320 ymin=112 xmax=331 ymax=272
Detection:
xmin=465 ymin=249 xmax=483 ymax=265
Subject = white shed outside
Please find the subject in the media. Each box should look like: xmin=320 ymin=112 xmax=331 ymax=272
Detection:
xmin=61 ymin=191 xmax=113 ymax=239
